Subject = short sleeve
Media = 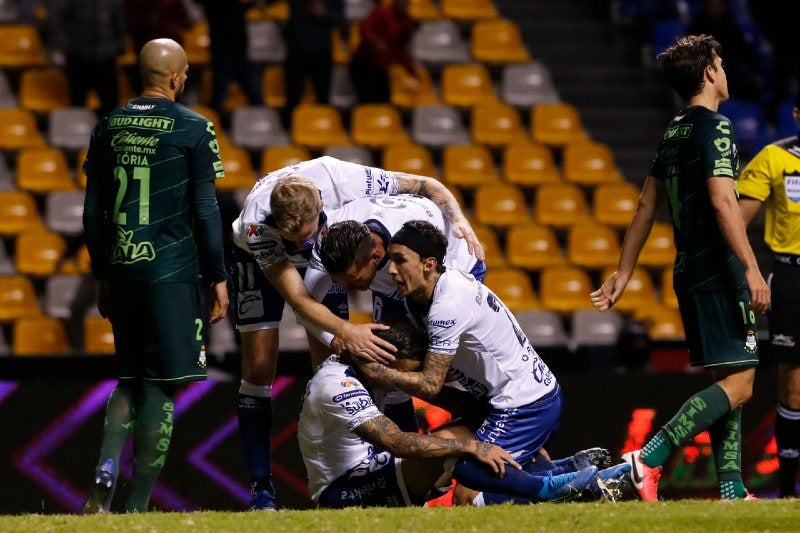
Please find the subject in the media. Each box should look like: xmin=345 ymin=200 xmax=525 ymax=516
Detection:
xmin=328 ymin=157 xmax=399 ymax=199
xmin=241 ymin=225 xmax=286 ymax=270
xmin=701 ymin=118 xmax=737 ymax=179
xmin=426 ymin=299 xmax=467 ymax=357
xmin=318 ymin=377 xmax=383 ymax=433
xmin=737 ymin=146 xmax=774 ymax=202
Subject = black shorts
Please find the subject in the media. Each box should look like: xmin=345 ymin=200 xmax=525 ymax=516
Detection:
xmin=676 ymin=285 xmax=759 ymax=368
xmin=768 ymin=260 xmax=800 ymax=363
xmin=109 ymin=280 xmax=207 ymax=383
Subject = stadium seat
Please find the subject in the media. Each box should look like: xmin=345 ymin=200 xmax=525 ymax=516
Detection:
xmin=441 ymin=63 xmax=496 ymax=108
xmin=291 ymin=104 xmax=349 ymax=149
xmin=182 ymin=22 xmax=210 ymax=65
xmin=262 ymin=0 xmax=289 ymax=21
xmin=382 ymin=143 xmax=436 ymax=177
xmin=45 ymin=189 xmax=85 ymax=237
xmin=0 ymin=0 xmax=20 ymax=25
xmin=442 ymin=144 xmax=500 ymax=189
xmin=471 ymin=101 xmax=527 ymax=147
xmin=44 ymin=274 xmax=83 ymax=319
xmin=389 ymin=64 xmax=438 ymax=109
xmin=344 ymin=0 xmax=373 ymax=22
xmin=503 ymin=141 xmax=560 ymax=188
xmin=471 ymin=19 xmax=531 ymax=64
xmin=471 ymin=223 xmax=505 ymax=268
xmin=323 ymin=145 xmax=374 ymax=166
xmin=506 ymin=223 xmax=565 ymax=271
xmin=638 ymin=222 xmax=675 ymax=268
xmin=247 ymin=19 xmax=286 ymax=63
xmin=592 ymin=182 xmax=639 ymax=228
xmin=484 ymin=267 xmax=539 ymax=312
xmin=539 ymin=265 xmax=594 ymax=314
xmin=411 ymin=104 xmax=470 ymax=149
xmin=530 ymin=103 xmax=586 ymax=147
xmin=48 ymin=107 xmax=96 ymax=153
xmin=411 ymin=20 xmax=470 ymax=66
xmin=260 ymin=145 xmax=311 ymax=175
xmin=0 ymin=275 xmax=40 ymax=322
xmin=407 ymin=0 xmax=439 ymax=20
xmin=351 ymin=104 xmax=408 ymax=149
xmin=652 ymin=19 xmax=687 ymax=57
xmin=12 ymin=316 xmax=71 ymax=355
xmin=661 ymin=267 xmax=678 ymax=309
xmin=515 ymin=309 xmax=570 ymax=348
xmin=718 ymin=98 xmax=771 ymax=157
xmin=567 ymin=223 xmax=621 ymax=269
xmin=474 ymin=183 xmax=531 ymax=228
xmin=440 ymin=0 xmax=498 ymax=21
xmin=501 ymin=62 xmax=560 ymax=108
xmin=562 ymin=141 xmax=622 ymax=186
xmin=599 ymin=266 xmax=658 ymax=314
xmin=15 ymin=229 xmax=67 ymax=277
xmin=0 ymin=25 xmax=47 ymax=68
xmin=262 ymin=64 xmax=286 ymax=108
xmin=16 ymin=147 xmax=75 ymax=193
xmin=0 ymin=108 xmax=44 ymax=150
xmin=216 ymin=143 xmax=256 ymax=191
xmin=231 ymin=106 xmax=289 ymax=151
xmin=635 ymin=305 xmax=685 ymax=341
xmin=19 ymin=68 xmax=70 ymax=113
xmin=533 ymin=182 xmax=591 ymax=228
xmin=331 ymin=26 xmax=352 ymax=64
xmin=571 ymin=309 xmax=624 ymax=348
xmin=83 ymin=315 xmax=115 ymax=355
xmin=330 ymin=64 xmax=357 ymax=110
xmin=0 ymin=190 xmax=41 ymax=237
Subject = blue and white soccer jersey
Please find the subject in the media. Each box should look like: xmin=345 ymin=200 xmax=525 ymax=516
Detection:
xmin=304 ymin=194 xmax=484 ymax=322
xmin=298 ymin=356 xmax=414 ymax=507
xmin=230 ymin=157 xmax=399 ymax=330
xmin=415 ymin=269 xmax=561 ymax=464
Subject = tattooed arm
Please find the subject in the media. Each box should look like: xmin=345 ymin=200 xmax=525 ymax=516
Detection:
xmin=359 ymin=351 xmax=451 ymax=400
xmin=354 ymin=414 xmax=519 ymax=476
xmin=394 ymin=172 xmax=485 ymax=261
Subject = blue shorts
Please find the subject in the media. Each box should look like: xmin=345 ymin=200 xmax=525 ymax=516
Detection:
xmin=317 ymin=451 xmax=415 ymax=508
xmin=231 ymin=245 xmax=348 ymax=331
xmin=475 ymin=386 xmax=562 ymax=465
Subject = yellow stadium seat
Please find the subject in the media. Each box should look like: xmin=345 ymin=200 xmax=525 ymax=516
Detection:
xmin=474 ymin=183 xmax=531 ymax=228
xmin=15 ymin=229 xmax=67 ymax=277
xmin=389 ymin=64 xmax=438 ymax=109
xmin=0 ymin=275 xmax=40 ymax=322
xmin=264 ymin=0 xmax=289 ymax=21
xmin=76 ymin=244 xmax=92 ymax=274
xmin=567 ymin=223 xmax=621 ymax=269
xmin=19 ymin=68 xmax=71 ymax=113
xmin=484 ymin=267 xmax=539 ymax=312
xmin=562 ymin=141 xmax=622 ymax=186
xmin=639 ymin=222 xmax=676 ymax=268
xmin=13 ymin=316 xmax=70 ymax=355
xmin=0 ymin=190 xmax=41 ymax=237
xmin=351 ymin=104 xmax=408 ymax=149
xmin=533 ymin=182 xmax=591 ymax=228
xmin=441 ymin=63 xmax=496 ymax=108
xmin=216 ymin=142 xmax=256 ymax=191
xmin=471 ymin=101 xmax=527 ymax=147
xmin=382 ymin=143 xmax=436 ymax=177
xmin=0 ymin=108 xmax=45 ymax=151
xmin=16 ymin=148 xmax=75 ymax=193
xmin=75 ymin=147 xmax=88 ymax=188
xmin=261 ymin=145 xmax=311 ymax=175
xmin=506 ymin=223 xmax=565 ymax=271
xmin=441 ymin=0 xmax=498 ymax=21
xmin=600 ymin=266 xmax=658 ymax=313
xmin=332 ymin=27 xmax=351 ymax=64
xmin=661 ymin=267 xmax=679 ymax=309
xmin=472 ymin=223 xmax=505 ymax=268
xmin=503 ymin=141 xmax=560 ymax=187
xmin=84 ymin=315 xmax=115 ymax=355
xmin=0 ymin=25 xmax=47 ymax=68
xmin=593 ymin=182 xmax=640 ymax=228
xmin=539 ymin=265 xmax=594 ymax=314
xmin=442 ymin=144 xmax=500 ymax=188
xmin=471 ymin=19 xmax=531 ymax=64
xmin=182 ymin=22 xmax=210 ymax=65
xmin=291 ymin=104 xmax=349 ymax=149
xmin=262 ymin=64 xmax=286 ymax=108
xmin=190 ymin=105 xmax=223 ymax=134
xmin=407 ymin=0 xmax=440 ymax=20
xmin=635 ymin=305 xmax=685 ymax=341
xmin=530 ymin=103 xmax=586 ymax=147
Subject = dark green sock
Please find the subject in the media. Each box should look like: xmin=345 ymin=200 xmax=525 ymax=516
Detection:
xmin=641 ymin=383 xmax=731 ymax=467
xmin=93 ymin=381 xmax=137 ymax=508
xmin=711 ymin=407 xmax=747 ymax=498
xmin=126 ymin=382 xmax=175 ymax=513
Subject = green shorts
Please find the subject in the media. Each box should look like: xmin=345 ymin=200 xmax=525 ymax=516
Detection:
xmin=676 ymin=286 xmax=759 ymax=368
xmin=109 ymin=280 xmax=207 ymax=383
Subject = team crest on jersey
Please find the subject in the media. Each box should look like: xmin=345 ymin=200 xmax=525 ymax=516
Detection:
xmin=744 ymin=330 xmax=758 ymax=354
xmin=785 ymin=175 xmax=800 ymax=203
xmin=340 ymin=378 xmax=357 ymax=388
xmin=198 ymin=345 xmax=207 ymax=368
xmin=246 ymin=224 xmax=263 ymax=238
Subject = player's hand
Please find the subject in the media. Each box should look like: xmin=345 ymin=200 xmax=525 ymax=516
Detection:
xmin=471 ymin=441 xmax=521 ymax=477
xmin=451 ymin=214 xmax=486 ymax=261
xmin=338 ymin=322 xmax=397 ymax=363
xmin=590 ymin=270 xmax=629 ymax=311
xmin=745 ymin=267 xmax=770 ymax=314
xmin=96 ymin=280 xmax=111 ymax=318
xmin=208 ymin=280 xmax=229 ymax=323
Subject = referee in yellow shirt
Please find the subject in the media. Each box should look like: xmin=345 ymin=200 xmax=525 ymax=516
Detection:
xmin=739 ymin=94 xmax=800 ymax=498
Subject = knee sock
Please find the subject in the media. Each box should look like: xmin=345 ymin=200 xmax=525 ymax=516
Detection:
xmin=383 ymin=393 xmax=419 ymax=433
xmin=711 ymin=407 xmax=746 ymax=499
xmin=126 ymin=382 xmax=175 ymax=513
xmin=776 ymin=403 xmax=800 ymax=497
xmin=452 ymin=458 xmax=547 ymax=502
xmin=238 ymin=380 xmax=274 ymax=495
xmin=94 ymin=381 xmax=138 ymax=505
xmin=525 ymin=456 xmax=571 ymax=476
xmin=641 ymin=383 xmax=731 ymax=468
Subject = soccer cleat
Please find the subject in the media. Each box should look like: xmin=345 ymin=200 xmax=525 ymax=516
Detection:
xmin=538 ymin=465 xmax=598 ymax=502
xmin=744 ymin=492 xmax=758 ymax=501
xmin=82 ymin=458 xmax=115 ymax=514
xmin=585 ymin=462 xmax=632 ymax=502
xmin=571 ymin=447 xmax=613 ymax=470
xmin=621 ymin=449 xmax=661 ymax=502
xmin=249 ymin=488 xmax=277 ymax=511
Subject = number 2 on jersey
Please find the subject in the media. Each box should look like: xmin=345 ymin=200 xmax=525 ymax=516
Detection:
xmin=112 ymin=166 xmax=151 ymax=225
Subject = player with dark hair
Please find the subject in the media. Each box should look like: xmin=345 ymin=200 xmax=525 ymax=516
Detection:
xmin=591 ymin=34 xmax=770 ymax=501
xmin=82 ymin=38 xmax=229 ymax=513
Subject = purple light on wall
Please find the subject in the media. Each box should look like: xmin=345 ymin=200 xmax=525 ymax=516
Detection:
xmin=0 ymin=380 xmax=19 ymax=403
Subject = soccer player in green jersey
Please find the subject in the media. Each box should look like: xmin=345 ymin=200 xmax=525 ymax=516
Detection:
xmin=590 ymin=34 xmax=770 ymax=501
xmin=82 ymin=38 xmax=229 ymax=513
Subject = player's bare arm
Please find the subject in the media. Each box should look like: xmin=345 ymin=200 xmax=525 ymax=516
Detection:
xmin=359 ymin=351 xmax=450 ymax=399
xmin=208 ymin=280 xmax=229 ymax=323
xmin=738 ymin=197 xmax=763 ymax=226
